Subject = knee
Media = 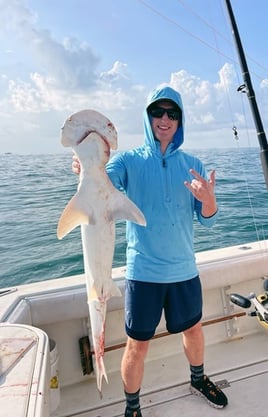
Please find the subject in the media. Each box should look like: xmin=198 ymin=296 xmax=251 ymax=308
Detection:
xmin=125 ymin=337 xmax=149 ymax=359
xmin=183 ymin=321 xmax=202 ymax=337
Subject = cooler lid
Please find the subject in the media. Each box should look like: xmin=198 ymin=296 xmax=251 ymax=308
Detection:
xmin=0 ymin=323 xmax=50 ymax=417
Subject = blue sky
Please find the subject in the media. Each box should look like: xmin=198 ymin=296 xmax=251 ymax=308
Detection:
xmin=1 ymin=0 xmax=268 ymax=154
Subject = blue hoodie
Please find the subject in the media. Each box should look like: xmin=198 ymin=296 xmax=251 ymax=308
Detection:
xmin=106 ymin=86 xmax=218 ymax=283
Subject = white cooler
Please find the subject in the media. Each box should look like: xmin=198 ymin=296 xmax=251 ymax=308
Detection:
xmin=0 ymin=323 xmax=50 ymax=417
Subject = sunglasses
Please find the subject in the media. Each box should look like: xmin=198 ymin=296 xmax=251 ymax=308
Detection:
xmin=148 ymin=107 xmax=181 ymax=121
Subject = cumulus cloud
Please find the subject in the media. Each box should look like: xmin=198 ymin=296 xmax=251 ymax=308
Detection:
xmin=0 ymin=0 xmax=99 ymax=90
xmin=32 ymin=34 xmax=99 ymax=90
xmin=169 ymin=63 xmax=250 ymax=133
xmin=0 ymin=0 xmax=37 ymax=35
xmin=100 ymin=61 xmax=130 ymax=84
xmin=260 ymin=79 xmax=268 ymax=88
xmin=0 ymin=0 xmax=267 ymax=154
xmin=0 ymin=1 xmax=139 ymax=115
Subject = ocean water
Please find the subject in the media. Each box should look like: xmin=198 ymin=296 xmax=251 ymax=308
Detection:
xmin=0 ymin=148 xmax=267 ymax=287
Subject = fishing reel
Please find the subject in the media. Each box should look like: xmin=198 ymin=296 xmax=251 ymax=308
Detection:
xmin=230 ymin=279 xmax=268 ymax=330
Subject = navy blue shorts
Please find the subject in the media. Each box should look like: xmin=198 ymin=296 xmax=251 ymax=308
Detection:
xmin=125 ymin=276 xmax=202 ymax=341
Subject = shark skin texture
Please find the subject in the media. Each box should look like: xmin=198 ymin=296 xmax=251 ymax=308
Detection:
xmin=57 ymin=109 xmax=146 ymax=395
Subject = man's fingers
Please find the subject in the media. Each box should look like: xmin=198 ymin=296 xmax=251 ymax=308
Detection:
xmin=209 ymin=170 xmax=216 ymax=187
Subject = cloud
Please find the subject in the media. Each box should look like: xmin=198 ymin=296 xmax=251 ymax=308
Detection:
xmin=0 ymin=0 xmax=37 ymax=36
xmin=0 ymin=1 xmax=267 ymax=154
xmin=169 ymin=63 xmax=250 ymax=132
xmin=32 ymin=34 xmax=99 ymax=90
xmin=0 ymin=0 xmax=99 ymax=90
xmin=1 ymin=59 xmax=265 ymax=154
xmin=100 ymin=61 xmax=130 ymax=84
xmin=260 ymin=79 xmax=268 ymax=88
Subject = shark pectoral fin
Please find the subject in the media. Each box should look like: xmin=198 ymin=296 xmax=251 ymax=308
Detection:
xmin=88 ymin=285 xmax=99 ymax=301
xmin=109 ymin=279 xmax=122 ymax=298
xmin=88 ymin=281 xmax=121 ymax=301
xmin=110 ymin=190 xmax=146 ymax=226
xmin=57 ymin=195 xmax=95 ymax=239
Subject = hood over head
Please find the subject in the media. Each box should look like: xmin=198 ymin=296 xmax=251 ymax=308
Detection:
xmin=143 ymin=85 xmax=184 ymax=151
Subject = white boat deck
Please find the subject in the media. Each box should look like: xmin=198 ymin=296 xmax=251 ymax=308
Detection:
xmin=54 ymin=331 xmax=268 ymax=417
xmin=1 ymin=241 xmax=268 ymax=417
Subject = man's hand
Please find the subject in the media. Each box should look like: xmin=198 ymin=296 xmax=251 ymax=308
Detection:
xmin=72 ymin=154 xmax=81 ymax=175
xmin=184 ymin=169 xmax=217 ymax=217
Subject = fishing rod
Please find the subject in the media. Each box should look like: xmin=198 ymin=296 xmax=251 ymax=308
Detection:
xmin=224 ymin=0 xmax=268 ymax=188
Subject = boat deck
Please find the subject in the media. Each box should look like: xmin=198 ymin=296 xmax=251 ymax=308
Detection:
xmin=1 ymin=242 xmax=268 ymax=417
xmin=54 ymin=331 xmax=268 ymax=417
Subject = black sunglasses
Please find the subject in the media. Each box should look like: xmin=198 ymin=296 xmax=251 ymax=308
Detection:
xmin=148 ymin=107 xmax=181 ymax=121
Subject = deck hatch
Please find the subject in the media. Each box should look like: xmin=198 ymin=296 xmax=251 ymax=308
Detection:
xmin=215 ymin=379 xmax=230 ymax=389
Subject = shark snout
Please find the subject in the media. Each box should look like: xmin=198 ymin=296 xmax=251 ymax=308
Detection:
xmin=106 ymin=122 xmax=117 ymax=150
xmin=61 ymin=110 xmax=118 ymax=151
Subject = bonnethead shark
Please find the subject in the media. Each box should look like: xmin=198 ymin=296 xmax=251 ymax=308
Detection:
xmin=57 ymin=109 xmax=146 ymax=394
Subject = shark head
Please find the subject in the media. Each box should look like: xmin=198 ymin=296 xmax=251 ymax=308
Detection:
xmin=61 ymin=109 xmax=117 ymax=152
xmin=75 ymin=131 xmax=112 ymax=167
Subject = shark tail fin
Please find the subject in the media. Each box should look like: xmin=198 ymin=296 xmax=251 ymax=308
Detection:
xmin=96 ymin=357 xmax=108 ymax=398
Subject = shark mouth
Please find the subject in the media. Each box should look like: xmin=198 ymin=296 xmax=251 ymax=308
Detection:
xmin=77 ymin=130 xmax=111 ymax=157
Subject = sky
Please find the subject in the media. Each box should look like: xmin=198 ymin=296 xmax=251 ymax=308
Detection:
xmin=1 ymin=0 xmax=268 ymax=154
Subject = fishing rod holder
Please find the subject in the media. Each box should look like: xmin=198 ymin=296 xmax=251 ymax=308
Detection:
xmin=230 ymin=279 xmax=268 ymax=330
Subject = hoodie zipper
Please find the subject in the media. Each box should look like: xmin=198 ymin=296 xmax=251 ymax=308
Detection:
xmin=162 ymin=156 xmax=171 ymax=205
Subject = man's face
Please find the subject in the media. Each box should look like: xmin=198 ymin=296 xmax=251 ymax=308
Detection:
xmin=150 ymin=101 xmax=179 ymax=147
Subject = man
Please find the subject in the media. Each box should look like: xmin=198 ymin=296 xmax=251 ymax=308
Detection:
xmin=73 ymin=85 xmax=228 ymax=416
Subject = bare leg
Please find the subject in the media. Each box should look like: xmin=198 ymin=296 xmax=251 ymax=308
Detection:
xmin=182 ymin=321 xmax=204 ymax=366
xmin=184 ymin=321 xmax=228 ymax=408
xmin=121 ymin=336 xmax=150 ymax=393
